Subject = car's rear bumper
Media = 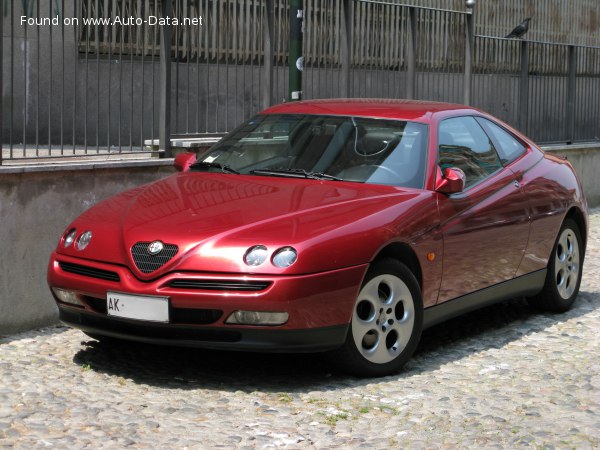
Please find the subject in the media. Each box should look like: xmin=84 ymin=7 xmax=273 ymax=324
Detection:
xmin=59 ymin=307 xmax=348 ymax=352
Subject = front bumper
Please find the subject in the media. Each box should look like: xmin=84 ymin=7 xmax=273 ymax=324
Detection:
xmin=58 ymin=307 xmax=347 ymax=352
xmin=48 ymin=252 xmax=367 ymax=352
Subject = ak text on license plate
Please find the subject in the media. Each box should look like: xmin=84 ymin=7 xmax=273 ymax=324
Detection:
xmin=106 ymin=292 xmax=169 ymax=322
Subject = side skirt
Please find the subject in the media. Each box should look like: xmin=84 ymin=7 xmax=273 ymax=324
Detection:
xmin=423 ymin=269 xmax=547 ymax=330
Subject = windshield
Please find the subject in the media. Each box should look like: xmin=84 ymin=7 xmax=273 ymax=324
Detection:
xmin=192 ymin=114 xmax=428 ymax=188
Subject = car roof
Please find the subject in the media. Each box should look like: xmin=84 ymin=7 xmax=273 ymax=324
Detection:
xmin=261 ymin=98 xmax=476 ymax=122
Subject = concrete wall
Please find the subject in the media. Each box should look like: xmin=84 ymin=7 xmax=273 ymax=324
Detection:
xmin=543 ymin=143 xmax=600 ymax=208
xmin=0 ymin=160 xmax=174 ymax=335
xmin=0 ymin=144 xmax=598 ymax=335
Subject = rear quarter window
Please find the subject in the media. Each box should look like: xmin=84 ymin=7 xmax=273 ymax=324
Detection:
xmin=476 ymin=117 xmax=526 ymax=164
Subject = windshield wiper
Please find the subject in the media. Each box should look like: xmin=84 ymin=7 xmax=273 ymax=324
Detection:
xmin=191 ymin=161 xmax=240 ymax=174
xmin=250 ymin=168 xmax=342 ymax=181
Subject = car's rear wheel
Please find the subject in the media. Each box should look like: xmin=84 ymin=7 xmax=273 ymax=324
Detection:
xmin=531 ymin=218 xmax=583 ymax=312
xmin=334 ymin=258 xmax=423 ymax=377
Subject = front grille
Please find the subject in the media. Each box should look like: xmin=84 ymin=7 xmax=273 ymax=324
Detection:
xmin=131 ymin=242 xmax=178 ymax=274
xmin=58 ymin=261 xmax=120 ymax=282
xmin=169 ymin=279 xmax=271 ymax=292
xmin=86 ymin=296 xmax=108 ymax=314
xmin=170 ymin=308 xmax=223 ymax=324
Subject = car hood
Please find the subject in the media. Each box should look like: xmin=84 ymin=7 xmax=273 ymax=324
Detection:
xmin=58 ymin=172 xmax=433 ymax=278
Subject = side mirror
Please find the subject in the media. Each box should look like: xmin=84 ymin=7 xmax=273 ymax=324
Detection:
xmin=174 ymin=152 xmax=197 ymax=172
xmin=435 ymin=167 xmax=466 ymax=194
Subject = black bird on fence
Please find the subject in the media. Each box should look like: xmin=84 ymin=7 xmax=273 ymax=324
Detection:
xmin=505 ymin=18 xmax=531 ymax=39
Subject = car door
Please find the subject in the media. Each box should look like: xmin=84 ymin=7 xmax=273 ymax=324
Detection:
xmin=436 ymin=116 xmax=530 ymax=303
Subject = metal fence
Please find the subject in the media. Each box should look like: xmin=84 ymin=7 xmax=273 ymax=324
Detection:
xmin=471 ymin=36 xmax=600 ymax=143
xmin=2 ymin=0 xmax=600 ymax=165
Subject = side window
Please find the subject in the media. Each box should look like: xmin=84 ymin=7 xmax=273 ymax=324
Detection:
xmin=476 ymin=117 xmax=526 ymax=164
xmin=438 ymin=116 xmax=503 ymax=188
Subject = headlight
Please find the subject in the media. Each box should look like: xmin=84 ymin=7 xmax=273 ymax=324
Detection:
xmin=63 ymin=229 xmax=77 ymax=248
xmin=244 ymin=245 xmax=268 ymax=266
xmin=76 ymin=231 xmax=93 ymax=251
xmin=272 ymin=247 xmax=297 ymax=268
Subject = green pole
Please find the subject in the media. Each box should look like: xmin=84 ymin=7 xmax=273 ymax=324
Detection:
xmin=289 ymin=0 xmax=304 ymax=101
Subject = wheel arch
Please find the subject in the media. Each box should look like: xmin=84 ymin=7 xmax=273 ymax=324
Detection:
xmin=372 ymin=242 xmax=423 ymax=290
xmin=565 ymin=206 xmax=587 ymax=250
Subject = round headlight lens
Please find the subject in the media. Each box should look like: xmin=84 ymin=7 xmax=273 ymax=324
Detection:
xmin=76 ymin=231 xmax=93 ymax=251
xmin=244 ymin=245 xmax=268 ymax=266
xmin=63 ymin=229 xmax=77 ymax=248
xmin=272 ymin=247 xmax=298 ymax=268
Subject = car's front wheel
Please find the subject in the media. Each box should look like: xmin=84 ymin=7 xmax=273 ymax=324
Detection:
xmin=334 ymin=258 xmax=423 ymax=377
xmin=531 ymin=218 xmax=584 ymax=312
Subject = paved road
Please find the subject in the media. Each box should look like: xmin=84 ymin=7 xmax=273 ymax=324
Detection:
xmin=1 ymin=213 xmax=599 ymax=448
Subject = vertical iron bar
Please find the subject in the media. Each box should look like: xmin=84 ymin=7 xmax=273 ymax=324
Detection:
xmin=84 ymin=0 xmax=90 ymax=152
xmin=289 ymin=0 xmax=303 ymax=101
xmin=566 ymin=45 xmax=576 ymax=144
xmin=151 ymin=0 xmax=156 ymax=144
xmin=314 ymin=0 xmax=318 ymax=99
xmin=463 ymin=10 xmax=474 ymax=105
xmin=140 ymin=0 xmax=146 ymax=149
xmin=9 ymin=0 xmax=14 ymax=158
xmin=340 ymin=0 xmax=353 ymax=98
xmin=119 ymin=0 xmax=125 ymax=150
xmin=60 ymin=0 xmax=65 ymax=151
xmin=36 ymin=1 xmax=40 ymax=152
xmin=413 ymin=7 xmax=418 ymax=99
xmin=406 ymin=7 xmax=416 ymax=99
xmin=173 ymin=0 xmax=178 ymax=134
xmin=61 ymin=0 xmax=65 ymax=152
xmin=96 ymin=0 xmax=100 ymax=152
xmin=204 ymin=0 xmax=209 ymax=132
xmin=518 ymin=40 xmax=529 ymax=133
xmin=48 ymin=0 xmax=53 ymax=152
xmin=234 ymin=0 xmax=238 ymax=125
xmin=186 ymin=0 xmax=191 ymax=132
xmin=107 ymin=0 xmax=112 ymax=150
xmin=215 ymin=0 xmax=220 ymax=131
xmin=195 ymin=0 xmax=200 ymax=131
xmin=250 ymin=0 xmax=255 ymax=118
xmin=315 ymin=0 xmax=320 ymax=100
xmin=72 ymin=0 xmax=78 ymax=152
xmin=225 ymin=0 xmax=229 ymax=130
xmin=590 ymin=49 xmax=600 ymax=140
xmin=22 ymin=2 xmax=27 ymax=155
xmin=159 ymin=0 xmax=173 ymax=156
xmin=129 ymin=0 xmax=134 ymax=151
xmin=0 ymin=1 xmax=3 ymax=164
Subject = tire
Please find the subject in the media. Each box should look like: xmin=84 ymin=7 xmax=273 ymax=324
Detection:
xmin=333 ymin=258 xmax=423 ymax=377
xmin=531 ymin=218 xmax=584 ymax=313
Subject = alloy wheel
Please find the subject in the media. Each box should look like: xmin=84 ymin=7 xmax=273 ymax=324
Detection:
xmin=351 ymin=274 xmax=415 ymax=365
xmin=554 ymin=227 xmax=580 ymax=300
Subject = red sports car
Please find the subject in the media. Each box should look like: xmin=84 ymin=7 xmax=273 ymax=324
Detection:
xmin=48 ymin=99 xmax=587 ymax=376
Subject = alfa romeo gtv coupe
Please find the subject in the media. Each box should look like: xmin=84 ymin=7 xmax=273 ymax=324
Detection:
xmin=48 ymin=99 xmax=587 ymax=376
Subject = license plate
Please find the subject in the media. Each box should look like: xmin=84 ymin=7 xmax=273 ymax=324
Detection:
xmin=106 ymin=292 xmax=169 ymax=323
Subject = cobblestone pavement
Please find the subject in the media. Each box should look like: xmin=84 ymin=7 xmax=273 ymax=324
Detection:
xmin=1 ymin=213 xmax=599 ymax=449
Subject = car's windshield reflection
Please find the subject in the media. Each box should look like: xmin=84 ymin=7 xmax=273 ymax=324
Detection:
xmin=192 ymin=114 xmax=428 ymax=189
